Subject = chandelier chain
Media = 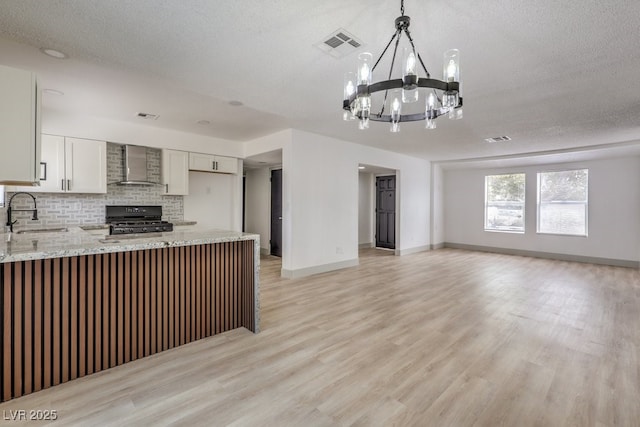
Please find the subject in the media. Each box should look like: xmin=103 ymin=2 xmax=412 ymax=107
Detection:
xmin=400 ymin=0 xmax=405 ymax=16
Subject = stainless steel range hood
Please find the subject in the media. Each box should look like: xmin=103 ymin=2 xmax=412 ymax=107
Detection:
xmin=117 ymin=145 xmax=158 ymax=186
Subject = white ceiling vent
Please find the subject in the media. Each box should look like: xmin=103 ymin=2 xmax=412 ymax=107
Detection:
xmin=484 ymin=136 xmax=512 ymax=143
xmin=137 ymin=112 xmax=159 ymax=120
xmin=315 ymin=29 xmax=363 ymax=58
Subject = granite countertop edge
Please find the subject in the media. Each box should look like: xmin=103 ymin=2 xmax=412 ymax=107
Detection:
xmin=0 ymin=226 xmax=258 ymax=263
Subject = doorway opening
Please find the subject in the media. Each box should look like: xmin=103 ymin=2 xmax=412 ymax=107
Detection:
xmin=270 ymin=168 xmax=283 ymax=257
xmin=358 ymin=164 xmax=397 ymax=254
xmin=243 ymin=149 xmax=283 ymax=258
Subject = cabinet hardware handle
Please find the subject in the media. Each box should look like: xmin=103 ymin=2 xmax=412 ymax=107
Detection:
xmin=61 ymin=179 xmax=65 ymax=191
xmin=215 ymin=161 xmax=218 ymax=170
xmin=165 ymin=183 xmax=169 ymax=193
xmin=212 ymin=161 xmax=215 ymax=170
xmin=67 ymin=179 xmax=71 ymax=191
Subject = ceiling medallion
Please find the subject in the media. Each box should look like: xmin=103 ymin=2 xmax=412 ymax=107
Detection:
xmin=342 ymin=0 xmax=462 ymax=132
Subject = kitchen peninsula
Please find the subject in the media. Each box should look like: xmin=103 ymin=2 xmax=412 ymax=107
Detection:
xmin=0 ymin=227 xmax=259 ymax=403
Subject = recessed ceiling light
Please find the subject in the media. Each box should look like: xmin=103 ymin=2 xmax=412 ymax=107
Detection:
xmin=42 ymin=89 xmax=64 ymax=96
xmin=40 ymin=48 xmax=67 ymax=59
xmin=229 ymin=100 xmax=243 ymax=107
xmin=196 ymin=120 xmax=211 ymax=125
xmin=358 ymin=166 xmax=366 ymax=170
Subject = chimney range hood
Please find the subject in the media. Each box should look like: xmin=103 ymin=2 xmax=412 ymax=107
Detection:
xmin=116 ymin=145 xmax=158 ymax=186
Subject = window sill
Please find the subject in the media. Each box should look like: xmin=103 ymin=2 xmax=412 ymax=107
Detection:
xmin=484 ymin=229 xmax=525 ymax=234
xmin=536 ymin=232 xmax=588 ymax=238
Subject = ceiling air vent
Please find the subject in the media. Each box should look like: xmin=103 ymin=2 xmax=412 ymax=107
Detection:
xmin=484 ymin=136 xmax=512 ymax=143
xmin=315 ymin=28 xmax=363 ymax=58
xmin=137 ymin=112 xmax=159 ymax=120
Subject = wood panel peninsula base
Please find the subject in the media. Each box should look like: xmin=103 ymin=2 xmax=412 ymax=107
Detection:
xmin=0 ymin=229 xmax=259 ymax=403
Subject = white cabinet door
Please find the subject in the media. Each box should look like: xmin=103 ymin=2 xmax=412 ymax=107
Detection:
xmin=213 ymin=155 xmax=237 ymax=174
xmin=189 ymin=152 xmax=215 ymax=172
xmin=189 ymin=152 xmax=237 ymax=174
xmin=65 ymin=137 xmax=107 ymax=193
xmin=0 ymin=65 xmax=41 ymax=185
xmin=7 ymin=134 xmax=65 ymax=193
xmin=162 ymin=149 xmax=189 ymax=195
xmin=37 ymin=135 xmax=65 ymax=192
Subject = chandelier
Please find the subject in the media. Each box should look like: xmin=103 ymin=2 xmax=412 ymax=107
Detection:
xmin=342 ymin=0 xmax=462 ymax=132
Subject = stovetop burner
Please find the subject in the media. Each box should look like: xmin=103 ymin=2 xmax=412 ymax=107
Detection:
xmin=106 ymin=206 xmax=174 ymax=235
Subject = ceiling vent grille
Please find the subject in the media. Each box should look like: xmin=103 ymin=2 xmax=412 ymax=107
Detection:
xmin=315 ymin=28 xmax=363 ymax=58
xmin=137 ymin=112 xmax=159 ymax=120
xmin=484 ymin=136 xmax=512 ymax=143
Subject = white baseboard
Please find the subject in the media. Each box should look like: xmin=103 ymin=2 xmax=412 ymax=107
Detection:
xmin=395 ymin=245 xmax=431 ymax=256
xmin=430 ymin=242 xmax=445 ymax=250
xmin=281 ymin=258 xmax=359 ymax=279
xmin=444 ymin=242 xmax=639 ymax=268
xmin=260 ymin=247 xmax=270 ymax=256
xmin=359 ymin=242 xmax=374 ymax=249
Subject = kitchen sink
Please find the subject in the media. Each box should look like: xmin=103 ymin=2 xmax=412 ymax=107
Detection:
xmin=16 ymin=227 xmax=69 ymax=234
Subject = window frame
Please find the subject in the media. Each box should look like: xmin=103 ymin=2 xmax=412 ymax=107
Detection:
xmin=484 ymin=173 xmax=526 ymax=234
xmin=536 ymin=168 xmax=589 ymax=237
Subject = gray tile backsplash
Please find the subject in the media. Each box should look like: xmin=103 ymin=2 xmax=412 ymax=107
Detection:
xmin=3 ymin=143 xmax=183 ymax=227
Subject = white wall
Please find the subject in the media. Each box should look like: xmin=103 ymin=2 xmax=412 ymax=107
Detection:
xmin=442 ymin=156 xmax=640 ymax=263
xmin=184 ymin=171 xmax=238 ymax=230
xmin=358 ymin=173 xmax=374 ymax=246
xmin=285 ymin=130 xmax=430 ymax=275
xmin=245 ymin=167 xmax=271 ymax=253
xmin=430 ymin=163 xmax=445 ymax=248
xmin=243 ymin=129 xmax=431 ymax=277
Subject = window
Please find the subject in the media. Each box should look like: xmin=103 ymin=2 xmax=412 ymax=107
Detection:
xmin=485 ymin=173 xmax=525 ymax=232
xmin=537 ymin=169 xmax=588 ymax=236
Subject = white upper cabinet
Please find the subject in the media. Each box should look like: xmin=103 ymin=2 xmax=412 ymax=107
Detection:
xmin=189 ymin=152 xmax=237 ymax=174
xmin=34 ymin=134 xmax=65 ymax=192
xmin=64 ymin=137 xmax=107 ymax=193
xmin=0 ymin=64 xmax=41 ymax=185
xmin=162 ymin=149 xmax=189 ymax=195
xmin=10 ymin=135 xmax=107 ymax=193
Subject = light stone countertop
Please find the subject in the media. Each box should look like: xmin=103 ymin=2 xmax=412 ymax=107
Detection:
xmin=0 ymin=226 xmax=258 ymax=263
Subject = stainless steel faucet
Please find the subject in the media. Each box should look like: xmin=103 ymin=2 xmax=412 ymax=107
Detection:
xmin=6 ymin=192 xmax=38 ymax=232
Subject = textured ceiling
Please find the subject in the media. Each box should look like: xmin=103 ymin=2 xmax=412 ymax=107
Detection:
xmin=0 ymin=0 xmax=639 ymax=161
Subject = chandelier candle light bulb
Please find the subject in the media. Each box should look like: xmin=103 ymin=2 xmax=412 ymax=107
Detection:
xmin=391 ymin=91 xmax=402 ymax=132
xmin=402 ymin=48 xmax=419 ymax=103
xmin=426 ymin=92 xmax=437 ymax=129
xmin=356 ymin=52 xmax=373 ymax=129
xmin=443 ymin=49 xmax=460 ymax=82
xmin=341 ymin=0 xmax=462 ymax=132
xmin=343 ymin=72 xmax=357 ymax=121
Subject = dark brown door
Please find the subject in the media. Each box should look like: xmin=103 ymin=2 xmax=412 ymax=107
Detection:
xmin=270 ymin=169 xmax=283 ymax=257
xmin=376 ymin=175 xmax=396 ymax=249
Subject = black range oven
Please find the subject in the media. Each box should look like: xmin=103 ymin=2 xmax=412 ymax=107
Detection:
xmin=106 ymin=205 xmax=173 ymax=235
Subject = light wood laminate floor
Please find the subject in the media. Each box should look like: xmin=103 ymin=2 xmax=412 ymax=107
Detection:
xmin=1 ymin=248 xmax=639 ymax=426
